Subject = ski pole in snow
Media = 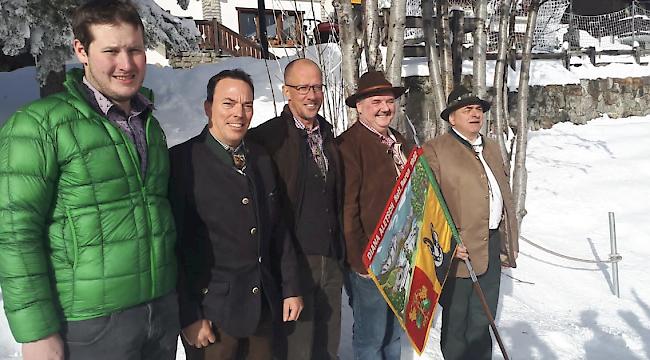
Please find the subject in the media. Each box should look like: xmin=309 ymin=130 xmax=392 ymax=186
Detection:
xmin=463 ymin=258 xmax=510 ymax=360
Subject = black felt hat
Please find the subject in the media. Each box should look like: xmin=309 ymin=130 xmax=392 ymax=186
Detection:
xmin=440 ymin=86 xmax=491 ymax=121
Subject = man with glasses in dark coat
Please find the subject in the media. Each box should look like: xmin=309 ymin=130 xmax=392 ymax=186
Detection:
xmin=248 ymin=58 xmax=345 ymax=360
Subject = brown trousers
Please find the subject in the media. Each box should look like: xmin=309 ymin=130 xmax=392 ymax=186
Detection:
xmin=182 ymin=313 xmax=273 ymax=360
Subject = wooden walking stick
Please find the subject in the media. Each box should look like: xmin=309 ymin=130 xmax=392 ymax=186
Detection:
xmin=463 ymin=258 xmax=510 ymax=360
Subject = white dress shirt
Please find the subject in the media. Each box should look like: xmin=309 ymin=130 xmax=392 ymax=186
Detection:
xmin=453 ymin=128 xmax=504 ymax=229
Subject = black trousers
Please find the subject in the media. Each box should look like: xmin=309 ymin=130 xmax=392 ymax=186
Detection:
xmin=440 ymin=230 xmax=502 ymax=360
xmin=61 ymin=291 xmax=180 ymax=360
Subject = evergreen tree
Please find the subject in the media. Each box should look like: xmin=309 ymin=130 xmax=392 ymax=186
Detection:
xmin=0 ymin=0 xmax=198 ymax=84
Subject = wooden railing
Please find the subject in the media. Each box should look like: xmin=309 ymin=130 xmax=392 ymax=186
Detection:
xmin=194 ymin=20 xmax=276 ymax=60
xmin=196 ymin=20 xmax=216 ymax=51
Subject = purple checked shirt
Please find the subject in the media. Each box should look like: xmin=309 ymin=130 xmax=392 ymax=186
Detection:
xmin=82 ymin=77 xmax=151 ymax=177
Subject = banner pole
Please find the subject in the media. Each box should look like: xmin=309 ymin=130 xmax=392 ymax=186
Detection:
xmin=463 ymin=259 xmax=510 ymax=360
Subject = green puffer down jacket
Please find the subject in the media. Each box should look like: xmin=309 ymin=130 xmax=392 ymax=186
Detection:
xmin=0 ymin=68 xmax=177 ymax=343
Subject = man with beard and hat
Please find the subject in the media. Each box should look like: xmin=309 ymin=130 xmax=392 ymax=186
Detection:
xmin=337 ymin=71 xmax=414 ymax=360
xmin=422 ymin=86 xmax=519 ymax=360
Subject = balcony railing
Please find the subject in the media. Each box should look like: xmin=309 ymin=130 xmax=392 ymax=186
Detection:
xmin=195 ymin=20 xmax=277 ymax=60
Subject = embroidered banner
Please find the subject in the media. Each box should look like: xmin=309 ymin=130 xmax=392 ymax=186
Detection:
xmin=363 ymin=147 xmax=459 ymax=354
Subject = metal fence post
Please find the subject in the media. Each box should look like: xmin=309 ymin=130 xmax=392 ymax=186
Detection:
xmin=608 ymin=212 xmax=621 ymax=298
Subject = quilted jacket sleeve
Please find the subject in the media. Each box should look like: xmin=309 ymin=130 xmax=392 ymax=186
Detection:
xmin=0 ymin=107 xmax=62 ymax=342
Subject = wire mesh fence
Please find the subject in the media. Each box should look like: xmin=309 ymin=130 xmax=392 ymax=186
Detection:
xmin=563 ymin=1 xmax=650 ymax=49
xmin=402 ymin=0 xmax=650 ymax=54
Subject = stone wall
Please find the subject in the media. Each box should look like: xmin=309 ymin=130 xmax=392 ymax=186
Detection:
xmin=527 ymin=77 xmax=650 ymax=129
xmin=403 ymin=75 xmax=650 ymax=135
xmin=169 ymin=51 xmax=225 ymax=69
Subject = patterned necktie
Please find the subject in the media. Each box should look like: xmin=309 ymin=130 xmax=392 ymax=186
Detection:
xmin=305 ymin=130 xmax=328 ymax=180
xmin=230 ymin=148 xmax=246 ymax=171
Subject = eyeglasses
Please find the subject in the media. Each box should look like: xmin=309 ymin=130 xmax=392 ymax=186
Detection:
xmin=285 ymin=84 xmax=325 ymax=95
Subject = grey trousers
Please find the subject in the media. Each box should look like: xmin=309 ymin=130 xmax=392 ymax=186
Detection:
xmin=61 ymin=291 xmax=180 ymax=360
xmin=275 ymin=255 xmax=343 ymax=360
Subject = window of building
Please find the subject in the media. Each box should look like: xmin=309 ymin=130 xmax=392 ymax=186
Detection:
xmin=237 ymin=8 xmax=303 ymax=46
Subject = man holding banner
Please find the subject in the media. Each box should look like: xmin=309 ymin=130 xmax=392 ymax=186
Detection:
xmin=422 ymin=86 xmax=519 ymax=360
xmin=338 ymin=71 xmax=413 ymax=360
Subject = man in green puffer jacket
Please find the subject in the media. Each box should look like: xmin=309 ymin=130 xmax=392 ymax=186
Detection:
xmin=0 ymin=1 xmax=178 ymax=359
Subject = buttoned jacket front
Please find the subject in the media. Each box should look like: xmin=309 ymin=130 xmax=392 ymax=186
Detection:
xmin=170 ymin=129 xmax=300 ymax=338
xmin=247 ymin=105 xmax=346 ymax=262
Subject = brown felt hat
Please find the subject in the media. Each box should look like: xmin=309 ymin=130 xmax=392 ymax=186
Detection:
xmin=345 ymin=71 xmax=406 ymax=107
xmin=440 ymin=85 xmax=491 ymax=121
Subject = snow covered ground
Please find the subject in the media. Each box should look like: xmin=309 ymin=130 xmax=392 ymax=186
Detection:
xmin=1 ymin=51 xmax=649 ymax=359
xmin=409 ymin=115 xmax=650 ymax=360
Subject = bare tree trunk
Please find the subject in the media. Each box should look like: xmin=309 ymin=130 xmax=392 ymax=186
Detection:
xmin=436 ymin=0 xmax=453 ymax=95
xmin=385 ymin=0 xmax=406 ymax=86
xmin=473 ymin=0 xmax=488 ymax=135
xmin=507 ymin=0 xmax=518 ymax=71
xmin=493 ymin=0 xmax=513 ymax=167
xmin=334 ymin=0 xmax=360 ymax=125
xmin=385 ymin=0 xmax=407 ymax=129
xmin=422 ymin=0 xmax=445 ymax=138
xmin=364 ymin=0 xmax=383 ymax=71
xmin=436 ymin=0 xmax=452 ymax=135
xmin=513 ymin=0 xmax=543 ymax=228
xmin=450 ymin=10 xmax=464 ymax=88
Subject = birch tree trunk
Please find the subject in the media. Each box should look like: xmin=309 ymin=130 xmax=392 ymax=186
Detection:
xmin=364 ymin=0 xmax=383 ymax=71
xmin=385 ymin=0 xmax=407 ymax=129
xmin=385 ymin=0 xmax=406 ymax=86
xmin=422 ymin=0 xmax=446 ymax=138
xmin=513 ymin=0 xmax=543 ymax=228
xmin=334 ymin=0 xmax=360 ymax=125
xmin=493 ymin=0 xmax=513 ymax=167
xmin=436 ymin=0 xmax=453 ymax=95
xmin=473 ymin=0 xmax=488 ymax=135
xmin=436 ymin=0 xmax=452 ymax=135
